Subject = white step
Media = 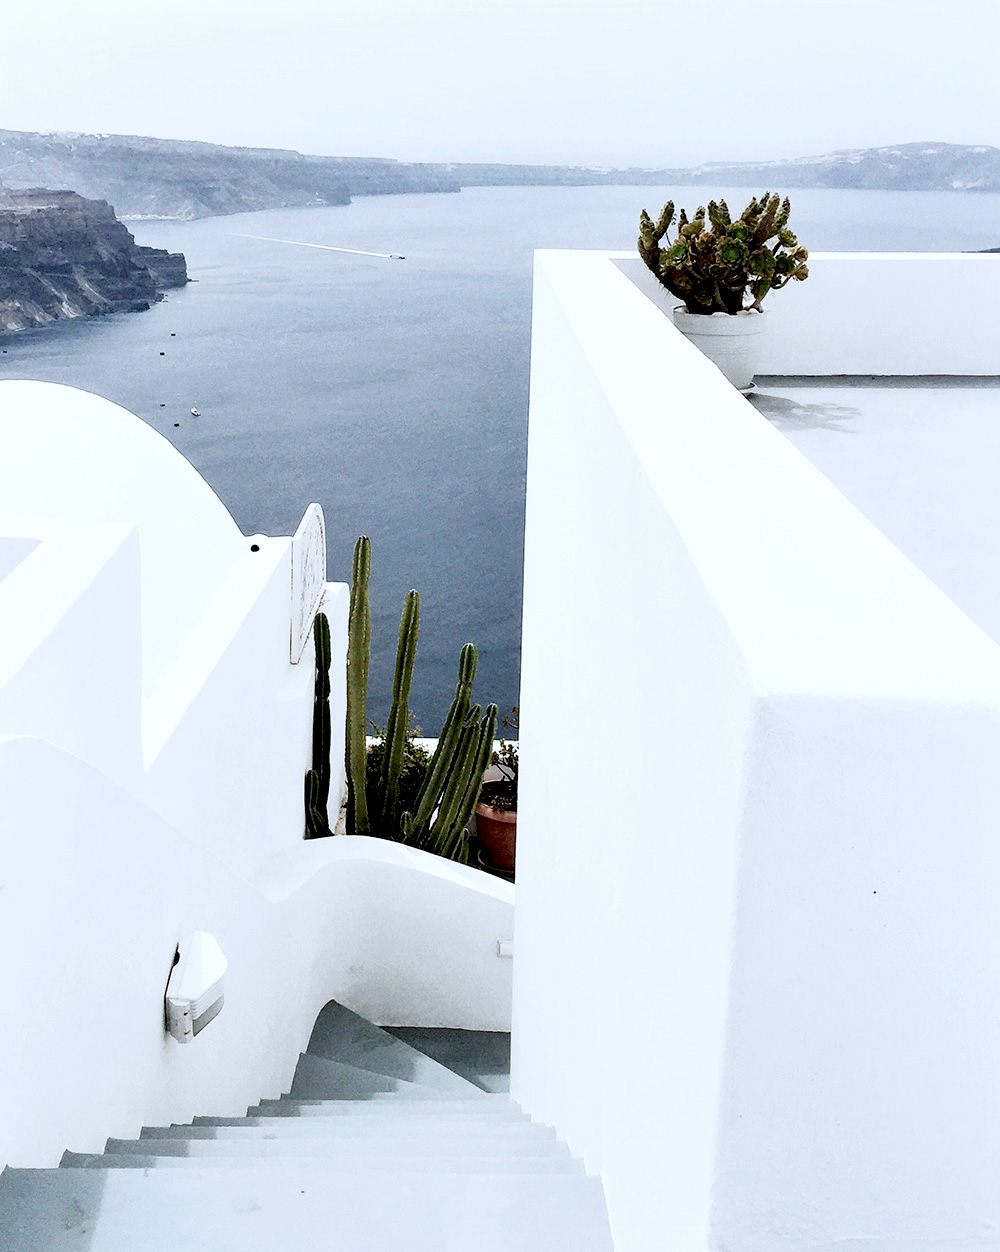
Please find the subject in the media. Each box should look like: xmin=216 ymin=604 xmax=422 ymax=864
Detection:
xmin=289 ymin=1053 xmax=456 ymax=1100
xmin=246 ymin=1094 xmax=510 ymax=1116
xmin=0 ymin=1168 xmax=615 ymax=1251
xmin=193 ymin=1108 xmax=529 ymax=1129
xmin=60 ymin=1153 xmax=584 ymax=1175
xmin=103 ymin=1134 xmax=572 ymax=1159
xmin=306 ymin=1002 xmax=482 ymax=1095
xmin=138 ymin=1118 xmax=553 ymax=1140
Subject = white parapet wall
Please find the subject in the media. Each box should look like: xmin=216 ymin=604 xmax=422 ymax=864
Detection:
xmin=618 ymin=250 xmax=1000 ymax=375
xmin=0 ymin=380 xmax=513 ymax=1170
xmin=514 ymin=251 xmax=1000 ymax=1252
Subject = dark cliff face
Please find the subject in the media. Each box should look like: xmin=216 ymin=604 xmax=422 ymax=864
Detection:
xmin=0 ymin=187 xmax=187 ymax=332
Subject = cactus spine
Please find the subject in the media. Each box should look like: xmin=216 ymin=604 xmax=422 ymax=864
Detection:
xmin=379 ymin=588 xmax=420 ymax=837
xmin=346 ymin=536 xmax=372 ymax=837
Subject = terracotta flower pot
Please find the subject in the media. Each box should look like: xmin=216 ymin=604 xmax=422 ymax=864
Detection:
xmin=475 ymin=803 xmax=517 ymax=872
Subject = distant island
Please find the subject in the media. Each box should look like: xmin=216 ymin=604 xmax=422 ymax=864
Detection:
xmin=0 ymin=186 xmax=187 ymax=332
xmin=1 ymin=131 xmax=997 ymax=222
xmin=668 ymin=142 xmax=1000 ymax=193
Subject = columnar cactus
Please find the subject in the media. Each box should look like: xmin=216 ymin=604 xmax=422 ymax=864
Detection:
xmin=427 ymin=702 xmax=498 ymax=864
xmin=313 ymin=611 xmax=332 ymax=812
xmin=304 ymin=769 xmax=328 ymax=840
xmin=339 ymin=538 xmax=494 ymax=865
xmin=638 ymin=192 xmax=809 ymax=315
xmin=399 ymin=642 xmax=496 ymax=865
xmin=379 ymin=588 xmax=420 ymax=837
xmin=346 ymin=536 xmax=372 ymax=837
xmin=401 ymin=642 xmax=478 ymax=847
xmin=304 ymin=612 xmax=333 ymax=839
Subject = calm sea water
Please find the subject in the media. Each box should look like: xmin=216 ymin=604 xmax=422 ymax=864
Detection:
xmin=2 ymin=184 xmax=999 ymax=731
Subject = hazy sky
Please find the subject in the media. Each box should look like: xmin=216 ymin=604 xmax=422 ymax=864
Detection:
xmin=3 ymin=0 xmax=998 ymax=166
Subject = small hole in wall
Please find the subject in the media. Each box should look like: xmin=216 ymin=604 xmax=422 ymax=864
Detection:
xmin=250 ymin=544 xmax=260 ymax=552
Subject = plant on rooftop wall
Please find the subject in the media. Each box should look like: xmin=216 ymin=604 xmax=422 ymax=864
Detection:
xmin=638 ymin=192 xmax=809 ymax=315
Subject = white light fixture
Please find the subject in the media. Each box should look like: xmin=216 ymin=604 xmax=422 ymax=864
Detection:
xmin=165 ymin=932 xmax=227 ymax=1043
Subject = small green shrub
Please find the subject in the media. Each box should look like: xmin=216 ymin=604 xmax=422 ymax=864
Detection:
xmin=365 ymin=729 xmax=430 ymax=828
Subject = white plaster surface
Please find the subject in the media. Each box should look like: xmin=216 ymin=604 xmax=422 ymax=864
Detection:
xmin=0 ymin=380 xmax=513 ymax=1171
xmin=514 ymin=251 xmax=1000 ymax=1252
xmin=753 ymin=379 xmax=1000 ymax=648
xmin=617 ymin=250 xmax=1000 ymax=375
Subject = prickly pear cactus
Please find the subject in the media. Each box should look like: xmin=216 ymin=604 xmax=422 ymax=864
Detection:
xmin=638 ymin=193 xmax=809 ymax=314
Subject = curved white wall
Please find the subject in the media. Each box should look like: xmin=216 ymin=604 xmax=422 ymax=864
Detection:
xmin=0 ymin=380 xmax=514 ymax=1169
xmin=0 ymin=381 xmax=249 ymax=696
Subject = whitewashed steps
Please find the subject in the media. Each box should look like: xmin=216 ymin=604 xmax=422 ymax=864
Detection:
xmin=192 ymin=1107 xmax=528 ymax=1127
xmin=0 ymin=1168 xmax=614 ymax=1251
xmin=102 ymin=1134 xmax=571 ymax=1159
xmin=246 ymin=1094 xmax=514 ymax=1116
xmin=0 ymin=1000 xmax=614 ymax=1251
xmin=58 ymin=1153 xmax=586 ymax=1174
xmin=137 ymin=1117 xmax=552 ymax=1139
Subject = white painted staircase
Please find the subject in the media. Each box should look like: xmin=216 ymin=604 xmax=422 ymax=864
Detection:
xmin=0 ymin=1002 xmax=614 ymax=1250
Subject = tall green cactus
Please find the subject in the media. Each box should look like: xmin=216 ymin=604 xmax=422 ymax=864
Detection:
xmin=346 ymin=536 xmax=372 ymax=837
xmin=304 ymin=611 xmax=333 ymax=839
xmin=304 ymin=768 xmax=328 ymax=840
xmin=379 ymin=588 xmax=420 ymax=837
xmin=638 ymin=192 xmax=809 ymax=315
xmin=401 ymin=642 xmax=477 ymax=847
xmin=339 ymin=538 xmax=494 ymax=865
xmin=313 ymin=611 xmax=332 ymax=812
xmin=399 ymin=642 xmax=496 ymax=865
xmin=427 ymin=702 xmax=498 ymax=864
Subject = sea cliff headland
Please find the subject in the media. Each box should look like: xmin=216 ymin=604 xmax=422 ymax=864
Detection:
xmin=0 ymin=186 xmax=187 ymax=332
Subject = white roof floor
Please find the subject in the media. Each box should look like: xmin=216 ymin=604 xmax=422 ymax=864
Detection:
xmin=752 ymin=378 xmax=1000 ymax=647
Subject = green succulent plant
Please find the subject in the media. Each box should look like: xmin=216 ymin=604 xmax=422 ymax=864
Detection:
xmin=638 ymin=193 xmax=809 ymax=315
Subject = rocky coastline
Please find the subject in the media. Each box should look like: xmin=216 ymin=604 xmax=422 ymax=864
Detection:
xmin=0 ymin=187 xmax=187 ymax=333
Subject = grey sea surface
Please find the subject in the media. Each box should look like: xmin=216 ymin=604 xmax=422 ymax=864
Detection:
xmin=3 ymin=184 xmax=999 ymax=731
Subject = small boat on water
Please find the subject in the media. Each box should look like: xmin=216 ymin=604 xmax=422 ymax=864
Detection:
xmin=190 ymin=407 xmax=200 ymax=416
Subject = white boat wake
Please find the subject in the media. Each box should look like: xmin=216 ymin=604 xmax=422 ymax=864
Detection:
xmin=231 ymin=234 xmax=405 ymax=260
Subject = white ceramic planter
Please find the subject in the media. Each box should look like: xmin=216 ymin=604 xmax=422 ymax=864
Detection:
xmin=672 ymin=307 xmax=768 ymax=391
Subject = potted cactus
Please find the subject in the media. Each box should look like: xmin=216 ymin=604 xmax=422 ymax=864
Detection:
xmin=475 ymin=738 xmax=517 ymax=876
xmin=637 ymin=193 xmax=809 ymax=391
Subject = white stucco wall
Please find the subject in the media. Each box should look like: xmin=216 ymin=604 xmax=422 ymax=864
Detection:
xmin=617 ymin=251 xmax=1000 ymax=375
xmin=514 ymin=251 xmax=1000 ymax=1252
xmin=0 ymin=380 xmax=514 ymax=1170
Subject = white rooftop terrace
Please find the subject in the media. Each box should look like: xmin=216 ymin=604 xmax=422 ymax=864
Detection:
xmin=753 ymin=376 xmax=1000 ymax=646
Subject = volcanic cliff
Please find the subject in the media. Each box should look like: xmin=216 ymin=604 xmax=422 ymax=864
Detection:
xmin=0 ymin=187 xmax=187 ymax=332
